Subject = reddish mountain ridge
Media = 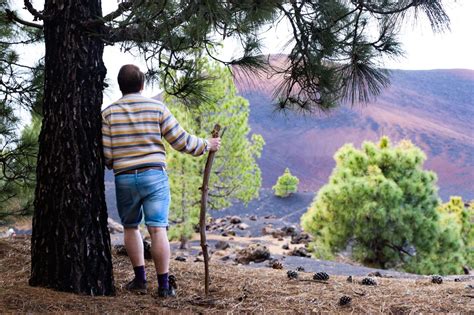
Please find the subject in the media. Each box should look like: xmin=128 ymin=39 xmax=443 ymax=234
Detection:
xmin=232 ymin=61 xmax=474 ymax=201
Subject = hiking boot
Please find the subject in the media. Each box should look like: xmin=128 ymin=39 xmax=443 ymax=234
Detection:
xmin=157 ymin=286 xmax=176 ymax=298
xmin=125 ymin=278 xmax=147 ymax=294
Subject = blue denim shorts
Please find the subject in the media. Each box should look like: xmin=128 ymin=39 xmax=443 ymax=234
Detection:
xmin=114 ymin=169 xmax=171 ymax=228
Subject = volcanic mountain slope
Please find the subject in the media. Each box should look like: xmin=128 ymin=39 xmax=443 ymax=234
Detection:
xmin=233 ymin=65 xmax=474 ymax=201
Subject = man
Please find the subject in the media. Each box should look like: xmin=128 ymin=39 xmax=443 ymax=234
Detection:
xmin=102 ymin=64 xmax=221 ymax=297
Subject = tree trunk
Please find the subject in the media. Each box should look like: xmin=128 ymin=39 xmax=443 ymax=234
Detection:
xmin=29 ymin=0 xmax=114 ymax=295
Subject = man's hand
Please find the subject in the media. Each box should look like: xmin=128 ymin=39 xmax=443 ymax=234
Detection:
xmin=207 ymin=138 xmax=221 ymax=151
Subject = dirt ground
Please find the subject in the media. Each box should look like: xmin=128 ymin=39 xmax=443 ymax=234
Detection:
xmin=0 ymin=238 xmax=473 ymax=313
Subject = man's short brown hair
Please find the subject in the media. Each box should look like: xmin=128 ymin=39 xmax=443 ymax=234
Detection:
xmin=117 ymin=64 xmax=145 ymax=94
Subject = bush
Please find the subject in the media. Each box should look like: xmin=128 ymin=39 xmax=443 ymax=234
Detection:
xmin=272 ymin=168 xmax=299 ymax=197
xmin=435 ymin=197 xmax=473 ymax=269
xmin=301 ymin=137 xmax=468 ymax=274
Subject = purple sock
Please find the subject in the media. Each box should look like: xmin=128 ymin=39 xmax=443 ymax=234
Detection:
xmin=157 ymin=273 xmax=169 ymax=289
xmin=133 ymin=265 xmax=146 ymax=283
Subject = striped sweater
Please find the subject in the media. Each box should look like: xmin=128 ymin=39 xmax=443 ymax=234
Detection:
xmin=101 ymin=93 xmax=208 ymax=174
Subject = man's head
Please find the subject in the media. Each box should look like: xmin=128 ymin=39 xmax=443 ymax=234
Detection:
xmin=117 ymin=64 xmax=145 ymax=95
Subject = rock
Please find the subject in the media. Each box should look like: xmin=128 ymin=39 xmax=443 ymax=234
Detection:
xmin=271 ymin=229 xmax=286 ymax=239
xmin=291 ymin=232 xmax=312 ymax=245
xmin=249 ymin=215 xmax=257 ymax=221
xmin=236 ymin=244 xmax=271 ymax=264
xmin=282 ymin=243 xmax=290 ymax=250
xmin=215 ymin=240 xmax=230 ymax=250
xmin=143 ymin=240 xmax=152 ymax=260
xmin=281 ymin=225 xmax=297 ymax=236
xmin=264 ymin=215 xmax=276 ymax=219
xmin=1 ymin=228 xmax=15 ymax=238
xmin=262 ymin=226 xmax=276 ymax=235
xmin=107 ymin=218 xmax=123 ymax=234
xmin=463 ymin=265 xmax=470 ymax=275
xmin=194 ymin=257 xmax=204 ymax=262
xmin=175 ymin=256 xmax=187 ymax=262
xmin=368 ymin=271 xmax=383 ymax=277
xmin=238 ymin=223 xmax=250 ymax=230
xmin=226 ymin=230 xmax=236 ymax=236
xmin=230 ymin=216 xmax=242 ymax=224
xmin=215 ymin=218 xmax=226 ymax=225
xmin=289 ymin=247 xmax=311 ymax=258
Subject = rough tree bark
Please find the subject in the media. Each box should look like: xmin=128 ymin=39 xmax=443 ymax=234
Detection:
xmin=29 ymin=0 xmax=115 ymax=295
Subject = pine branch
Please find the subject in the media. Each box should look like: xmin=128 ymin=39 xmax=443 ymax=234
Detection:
xmin=5 ymin=9 xmax=43 ymax=29
xmin=82 ymin=1 xmax=136 ymax=28
xmin=23 ymin=0 xmax=47 ymax=21
xmin=103 ymin=1 xmax=134 ymax=22
xmin=0 ymin=58 xmax=36 ymax=70
xmin=103 ymin=3 xmax=196 ymax=43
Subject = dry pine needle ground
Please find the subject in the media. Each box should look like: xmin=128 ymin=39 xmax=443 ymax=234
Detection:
xmin=0 ymin=239 xmax=472 ymax=313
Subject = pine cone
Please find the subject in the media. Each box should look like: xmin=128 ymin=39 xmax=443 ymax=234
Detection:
xmin=296 ymin=266 xmax=305 ymax=272
xmin=287 ymin=270 xmax=298 ymax=279
xmin=361 ymin=277 xmax=377 ymax=286
xmin=339 ymin=295 xmax=352 ymax=306
xmin=431 ymin=275 xmax=443 ymax=284
xmin=168 ymin=274 xmax=178 ymax=289
xmin=272 ymin=260 xmax=283 ymax=269
xmin=313 ymin=272 xmax=330 ymax=281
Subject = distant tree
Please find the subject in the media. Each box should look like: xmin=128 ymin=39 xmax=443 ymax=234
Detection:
xmin=272 ymin=168 xmax=299 ymax=197
xmin=2 ymin=0 xmax=451 ymax=294
xmin=301 ymin=137 xmax=467 ymax=274
xmin=436 ymin=197 xmax=473 ymax=269
xmin=165 ymin=61 xmax=264 ymax=248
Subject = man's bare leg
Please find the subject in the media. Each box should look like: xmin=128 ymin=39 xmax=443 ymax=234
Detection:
xmin=147 ymin=226 xmax=170 ymax=275
xmin=147 ymin=226 xmax=174 ymax=296
xmin=124 ymin=227 xmax=145 ymax=267
xmin=123 ymin=227 xmax=147 ymax=292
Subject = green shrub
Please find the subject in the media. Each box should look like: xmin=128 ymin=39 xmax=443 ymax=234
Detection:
xmin=272 ymin=168 xmax=299 ymax=197
xmin=301 ymin=137 xmax=468 ymax=274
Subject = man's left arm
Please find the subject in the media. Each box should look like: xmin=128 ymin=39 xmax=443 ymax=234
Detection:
xmin=101 ymin=111 xmax=113 ymax=169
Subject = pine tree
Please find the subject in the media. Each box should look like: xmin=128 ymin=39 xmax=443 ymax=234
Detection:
xmin=301 ymin=137 xmax=468 ymax=274
xmin=272 ymin=168 xmax=299 ymax=197
xmin=2 ymin=0 xmax=451 ymax=294
xmin=435 ymin=197 xmax=473 ymax=270
xmin=0 ymin=1 xmax=42 ymax=222
xmin=165 ymin=61 xmax=264 ymax=247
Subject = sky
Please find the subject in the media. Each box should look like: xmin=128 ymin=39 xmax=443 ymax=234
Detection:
xmin=100 ymin=0 xmax=474 ymax=103
xmin=15 ymin=0 xmax=474 ymax=105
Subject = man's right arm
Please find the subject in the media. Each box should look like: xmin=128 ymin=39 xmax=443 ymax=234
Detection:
xmin=160 ymin=106 xmax=214 ymax=156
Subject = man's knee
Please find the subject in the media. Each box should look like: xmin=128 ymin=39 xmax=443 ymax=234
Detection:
xmin=124 ymin=226 xmax=139 ymax=231
xmin=148 ymin=226 xmax=166 ymax=235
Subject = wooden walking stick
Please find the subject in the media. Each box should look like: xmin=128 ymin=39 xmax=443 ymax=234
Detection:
xmin=199 ymin=124 xmax=221 ymax=296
